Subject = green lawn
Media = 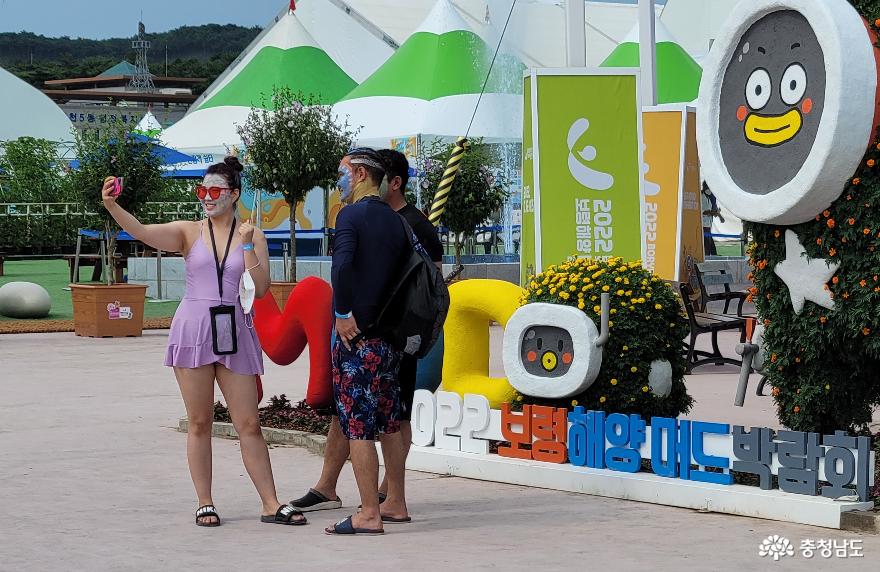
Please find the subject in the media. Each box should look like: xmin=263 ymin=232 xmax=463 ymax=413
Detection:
xmin=0 ymin=259 xmax=179 ymax=321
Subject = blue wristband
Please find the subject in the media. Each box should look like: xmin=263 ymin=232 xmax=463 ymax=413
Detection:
xmin=335 ymin=311 xmax=353 ymax=319
xmin=242 ymin=243 xmax=255 ymax=252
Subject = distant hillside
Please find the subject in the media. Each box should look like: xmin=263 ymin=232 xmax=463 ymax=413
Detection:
xmin=0 ymin=24 xmax=261 ymax=94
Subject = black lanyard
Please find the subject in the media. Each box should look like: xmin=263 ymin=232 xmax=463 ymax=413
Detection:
xmin=208 ymin=218 xmax=236 ymax=299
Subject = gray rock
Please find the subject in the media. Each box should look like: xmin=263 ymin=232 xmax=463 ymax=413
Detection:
xmin=0 ymin=281 xmax=51 ymax=319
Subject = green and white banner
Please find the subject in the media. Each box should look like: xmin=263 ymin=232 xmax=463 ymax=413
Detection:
xmin=521 ymin=69 xmax=645 ymax=281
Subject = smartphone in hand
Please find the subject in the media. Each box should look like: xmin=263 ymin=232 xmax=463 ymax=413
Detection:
xmin=110 ymin=176 xmax=124 ymax=198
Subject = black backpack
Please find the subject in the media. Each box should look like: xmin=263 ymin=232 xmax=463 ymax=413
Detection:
xmin=370 ymin=215 xmax=450 ymax=358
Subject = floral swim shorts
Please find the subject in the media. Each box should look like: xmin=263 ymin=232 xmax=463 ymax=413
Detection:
xmin=332 ymin=337 xmax=402 ymax=440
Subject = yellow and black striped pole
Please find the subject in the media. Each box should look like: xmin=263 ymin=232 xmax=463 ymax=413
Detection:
xmin=428 ymin=136 xmax=469 ymax=227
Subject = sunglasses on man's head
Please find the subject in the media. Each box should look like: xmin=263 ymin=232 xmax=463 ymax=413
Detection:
xmin=194 ymin=185 xmax=230 ymax=200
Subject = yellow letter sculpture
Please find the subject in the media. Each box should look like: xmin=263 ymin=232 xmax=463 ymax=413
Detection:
xmin=441 ymin=279 xmax=525 ymax=408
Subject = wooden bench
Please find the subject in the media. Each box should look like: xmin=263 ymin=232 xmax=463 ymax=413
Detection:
xmin=695 ymin=261 xmax=749 ymax=315
xmin=680 ymin=282 xmax=746 ymax=373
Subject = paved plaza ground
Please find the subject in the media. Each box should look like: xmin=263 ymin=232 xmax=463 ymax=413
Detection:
xmin=1 ymin=329 xmax=878 ymax=571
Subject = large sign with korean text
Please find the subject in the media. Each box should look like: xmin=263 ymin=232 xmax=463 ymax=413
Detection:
xmin=412 ymin=390 xmax=875 ymax=502
xmin=526 ymin=69 xmax=645 ymax=274
xmin=641 ymin=108 xmax=705 ymax=281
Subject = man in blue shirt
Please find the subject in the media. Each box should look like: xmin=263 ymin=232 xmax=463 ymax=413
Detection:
xmin=324 ymin=148 xmax=410 ymax=536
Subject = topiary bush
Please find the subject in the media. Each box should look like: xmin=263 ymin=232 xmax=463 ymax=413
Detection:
xmin=745 ymin=1 xmax=880 ymax=435
xmin=518 ymin=256 xmax=693 ymax=419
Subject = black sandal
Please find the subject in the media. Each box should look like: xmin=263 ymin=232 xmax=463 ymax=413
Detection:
xmin=195 ymin=504 xmax=221 ymax=527
xmin=261 ymin=504 xmax=308 ymax=526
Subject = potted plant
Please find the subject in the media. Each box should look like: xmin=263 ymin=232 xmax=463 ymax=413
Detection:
xmin=417 ymin=138 xmax=509 ymax=271
xmin=238 ymin=87 xmax=356 ymax=307
xmin=68 ymin=122 xmax=164 ymax=337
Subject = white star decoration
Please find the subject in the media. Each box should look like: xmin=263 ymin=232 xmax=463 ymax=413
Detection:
xmin=773 ymin=230 xmax=839 ymax=315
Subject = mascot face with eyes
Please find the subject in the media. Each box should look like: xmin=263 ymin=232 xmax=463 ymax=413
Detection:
xmin=699 ymin=0 xmax=879 ymax=225
xmin=719 ymin=11 xmax=826 ymax=194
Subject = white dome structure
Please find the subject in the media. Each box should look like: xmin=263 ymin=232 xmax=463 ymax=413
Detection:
xmin=0 ymin=66 xmax=73 ymax=143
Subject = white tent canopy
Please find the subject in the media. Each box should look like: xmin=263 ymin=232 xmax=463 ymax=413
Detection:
xmin=162 ymin=0 xmax=394 ymax=158
xmin=333 ymin=0 xmax=523 ymax=143
xmin=0 ymin=66 xmax=73 ymax=143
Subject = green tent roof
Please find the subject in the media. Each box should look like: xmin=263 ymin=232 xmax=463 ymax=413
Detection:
xmin=601 ymin=21 xmax=702 ymax=104
xmin=341 ymin=0 xmax=523 ymax=102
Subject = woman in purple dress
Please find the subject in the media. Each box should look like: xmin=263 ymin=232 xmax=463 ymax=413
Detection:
xmin=101 ymin=156 xmax=306 ymax=527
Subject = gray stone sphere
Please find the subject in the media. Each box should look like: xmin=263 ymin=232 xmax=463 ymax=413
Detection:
xmin=0 ymin=281 xmax=52 ymax=319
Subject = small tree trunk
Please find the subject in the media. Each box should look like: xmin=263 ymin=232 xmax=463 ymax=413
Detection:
xmin=288 ymin=201 xmax=298 ymax=283
xmin=454 ymin=232 xmax=463 ymax=268
xmin=104 ymin=220 xmax=115 ymax=285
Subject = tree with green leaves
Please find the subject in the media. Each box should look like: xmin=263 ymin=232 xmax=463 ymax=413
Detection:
xmin=0 ymin=137 xmax=64 ymax=203
xmin=238 ymin=87 xmax=356 ymax=282
xmin=417 ymin=138 xmax=509 ymax=266
xmin=68 ymin=123 xmax=164 ymax=284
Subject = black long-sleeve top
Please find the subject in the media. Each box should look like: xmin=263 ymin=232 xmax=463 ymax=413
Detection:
xmin=331 ymin=196 xmax=409 ymax=328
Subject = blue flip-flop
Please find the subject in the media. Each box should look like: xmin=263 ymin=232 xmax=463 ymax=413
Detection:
xmin=324 ymin=515 xmax=384 ymax=535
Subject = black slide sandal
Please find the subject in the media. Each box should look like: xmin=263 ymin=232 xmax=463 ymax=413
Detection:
xmin=261 ymin=504 xmax=308 ymax=526
xmin=195 ymin=505 xmax=221 ymax=527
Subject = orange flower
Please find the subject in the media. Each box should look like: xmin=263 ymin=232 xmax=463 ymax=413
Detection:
xmin=847 ymin=195 xmax=853 ymax=201
xmin=793 ymin=406 xmax=801 ymax=413
xmin=819 ymin=316 xmax=827 ymax=324
xmin=842 ymin=237 xmax=848 ymax=243
xmin=843 ymin=291 xmax=850 ymax=299
xmin=795 ymin=357 xmax=801 ymax=363
xmin=865 ymin=228 xmax=872 ymax=235
xmin=863 ymin=328 xmax=871 ymax=336
xmin=874 ymin=287 xmax=880 ymax=293
xmin=877 ymin=142 xmax=880 ymax=151
xmin=869 ymin=159 xmax=877 ymax=168
xmin=823 ymin=210 xmax=831 ymax=218
xmin=848 ymin=217 xmax=856 ymax=225
xmin=853 ymin=178 xmax=861 ymax=186
xmin=772 ymin=387 xmax=781 ymax=397
xmin=876 ymin=18 xmax=880 ymax=27
xmin=763 ymin=319 xmax=770 ymax=327
xmin=773 ymin=229 xmax=780 ymax=238
xmin=757 ymin=259 xmax=768 ymax=270
xmin=827 ymin=219 xmax=836 ymax=228
xmin=832 ymin=276 xmax=839 ymax=284
xmin=873 ymin=276 xmax=878 ymax=281
xmin=746 ymin=272 xmax=754 ymax=281
xmin=770 ymin=354 xmax=778 ymax=363
xmin=816 ymin=238 xmax=823 ymax=245
xmin=829 ymin=248 xmax=837 ymax=257
xmin=860 ymin=279 xmax=867 ymax=287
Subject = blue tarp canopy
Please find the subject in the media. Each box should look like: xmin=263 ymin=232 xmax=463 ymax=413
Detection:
xmin=69 ymin=133 xmax=195 ymax=169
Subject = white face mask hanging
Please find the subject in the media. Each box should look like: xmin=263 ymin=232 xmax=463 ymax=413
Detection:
xmin=239 ymin=269 xmax=256 ymax=327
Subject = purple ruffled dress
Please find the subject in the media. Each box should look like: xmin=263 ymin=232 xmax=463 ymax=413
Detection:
xmin=164 ymin=232 xmax=263 ymax=375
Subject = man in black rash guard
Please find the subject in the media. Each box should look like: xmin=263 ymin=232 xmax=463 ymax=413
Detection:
xmin=291 ymin=150 xmax=436 ymax=527
xmin=322 ymin=148 xmax=410 ymax=536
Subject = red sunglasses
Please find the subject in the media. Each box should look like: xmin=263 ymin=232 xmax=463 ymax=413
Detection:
xmin=194 ymin=185 xmax=231 ymax=200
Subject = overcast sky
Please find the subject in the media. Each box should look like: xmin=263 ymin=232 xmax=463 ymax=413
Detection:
xmin=0 ymin=0 xmax=667 ymax=39
xmin=0 ymin=0 xmax=281 ymax=38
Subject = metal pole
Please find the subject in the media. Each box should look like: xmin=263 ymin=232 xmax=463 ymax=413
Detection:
xmin=72 ymin=232 xmax=82 ymax=284
xmin=734 ymin=343 xmax=759 ymax=406
xmin=156 ymin=249 xmax=163 ymax=300
xmin=566 ymin=0 xmax=586 ymax=67
xmin=638 ymin=0 xmax=658 ymax=106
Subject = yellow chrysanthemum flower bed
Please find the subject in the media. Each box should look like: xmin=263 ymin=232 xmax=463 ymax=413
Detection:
xmin=519 ymin=256 xmax=693 ymax=419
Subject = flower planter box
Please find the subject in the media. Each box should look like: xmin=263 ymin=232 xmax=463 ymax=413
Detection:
xmin=269 ymin=281 xmax=296 ymax=310
xmin=70 ymin=283 xmax=147 ymax=337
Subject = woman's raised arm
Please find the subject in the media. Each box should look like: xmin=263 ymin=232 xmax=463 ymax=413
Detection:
xmin=100 ymin=176 xmax=189 ymax=253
